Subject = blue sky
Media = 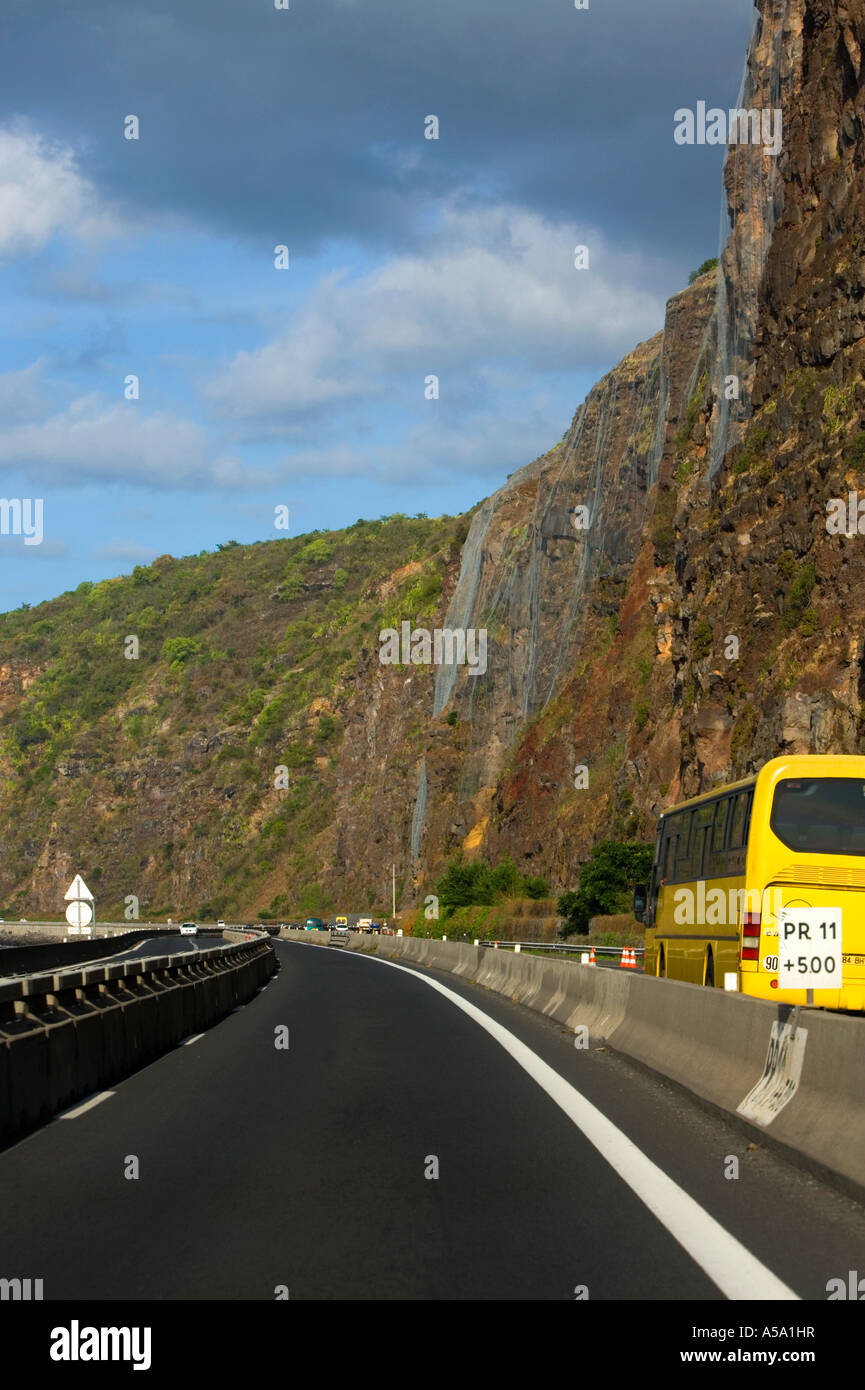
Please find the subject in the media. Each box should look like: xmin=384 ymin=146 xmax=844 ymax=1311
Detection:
xmin=0 ymin=0 xmax=755 ymax=609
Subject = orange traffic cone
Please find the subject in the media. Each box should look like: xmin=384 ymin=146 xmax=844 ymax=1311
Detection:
xmin=623 ymin=946 xmax=636 ymax=968
xmin=588 ymin=946 xmax=596 ymax=967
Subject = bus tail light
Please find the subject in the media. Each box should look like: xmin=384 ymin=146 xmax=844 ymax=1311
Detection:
xmin=741 ymin=910 xmax=761 ymax=961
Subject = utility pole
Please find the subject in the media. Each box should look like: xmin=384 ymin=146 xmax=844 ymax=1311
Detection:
xmin=392 ymin=863 xmax=396 ymax=918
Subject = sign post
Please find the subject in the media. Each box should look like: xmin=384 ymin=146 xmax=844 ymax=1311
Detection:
xmin=64 ymin=874 xmax=95 ymax=937
xmin=777 ymin=907 xmax=841 ymax=1004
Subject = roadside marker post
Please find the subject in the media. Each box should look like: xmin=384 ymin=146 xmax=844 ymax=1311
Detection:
xmin=64 ymin=873 xmax=95 ymax=937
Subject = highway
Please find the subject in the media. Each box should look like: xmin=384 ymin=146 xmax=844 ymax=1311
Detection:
xmin=1 ymin=937 xmax=864 ymax=1300
xmin=0 ymin=932 xmax=227 ymax=981
xmin=81 ymin=932 xmax=228 ymax=965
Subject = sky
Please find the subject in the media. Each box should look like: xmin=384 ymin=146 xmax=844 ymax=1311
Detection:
xmin=0 ymin=0 xmax=756 ymax=609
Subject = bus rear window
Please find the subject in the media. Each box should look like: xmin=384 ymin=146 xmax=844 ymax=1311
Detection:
xmin=770 ymin=778 xmax=865 ymax=854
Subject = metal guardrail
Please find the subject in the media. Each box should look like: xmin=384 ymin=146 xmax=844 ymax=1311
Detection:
xmin=0 ymin=926 xmax=270 ymax=987
xmin=476 ymin=940 xmax=645 ymax=960
xmin=1 ymin=934 xmax=273 ymax=999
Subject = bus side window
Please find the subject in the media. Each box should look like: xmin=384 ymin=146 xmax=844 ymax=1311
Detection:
xmin=648 ymin=821 xmax=665 ymax=911
xmin=675 ymin=810 xmax=694 ymax=879
xmin=664 ymin=834 xmax=679 ymax=880
xmin=692 ymin=825 xmax=708 ymax=879
xmin=728 ymin=792 xmax=746 ymax=849
xmin=741 ymin=790 xmax=754 ymax=846
xmin=712 ymin=797 xmax=730 ymax=853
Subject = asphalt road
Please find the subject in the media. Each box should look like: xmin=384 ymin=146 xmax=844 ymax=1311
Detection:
xmin=0 ymin=933 xmax=226 ymax=981
xmin=84 ymin=932 xmax=227 ymax=965
xmin=0 ymin=937 xmax=863 ymax=1300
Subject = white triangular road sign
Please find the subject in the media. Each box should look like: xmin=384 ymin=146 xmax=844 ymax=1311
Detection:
xmin=64 ymin=873 xmax=94 ymax=902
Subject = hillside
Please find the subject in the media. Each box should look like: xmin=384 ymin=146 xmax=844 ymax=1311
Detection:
xmin=2 ymin=0 xmax=864 ymax=923
xmin=0 ymin=515 xmax=470 ymax=919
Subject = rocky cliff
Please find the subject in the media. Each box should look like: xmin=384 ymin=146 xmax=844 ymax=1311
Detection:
xmin=404 ymin=0 xmax=865 ymax=896
xmin=1 ymin=0 xmax=863 ymax=920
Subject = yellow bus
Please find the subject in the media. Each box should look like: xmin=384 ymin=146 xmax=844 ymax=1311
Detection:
xmin=634 ymin=754 xmax=865 ymax=1009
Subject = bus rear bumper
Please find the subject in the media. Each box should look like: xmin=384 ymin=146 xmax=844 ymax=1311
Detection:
xmin=739 ymin=975 xmax=865 ymax=1012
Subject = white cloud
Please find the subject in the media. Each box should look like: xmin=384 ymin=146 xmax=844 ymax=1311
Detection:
xmin=270 ymin=400 xmax=561 ymax=487
xmin=0 ymin=390 xmax=251 ymax=489
xmin=0 ymin=122 xmax=122 ymax=257
xmin=0 ymin=361 xmax=54 ymax=424
xmin=207 ymin=202 xmax=665 ymax=422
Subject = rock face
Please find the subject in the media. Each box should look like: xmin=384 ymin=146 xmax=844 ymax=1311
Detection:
xmin=393 ymin=0 xmax=865 ymax=896
xmin=2 ymin=0 xmax=865 ymax=919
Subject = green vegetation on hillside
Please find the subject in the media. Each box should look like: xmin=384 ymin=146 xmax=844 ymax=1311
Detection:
xmin=0 ymin=513 xmax=468 ymax=917
xmin=435 ymin=856 xmax=550 ymax=914
xmin=688 ymin=258 xmax=719 ymax=284
xmin=557 ymin=839 xmax=653 ymax=936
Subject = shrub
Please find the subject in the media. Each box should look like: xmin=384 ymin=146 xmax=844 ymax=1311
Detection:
xmin=784 ymin=562 xmax=816 ymax=630
xmin=845 ymin=432 xmax=865 ymax=466
xmin=776 ymin=550 xmax=796 ymax=581
xmin=161 ymin=636 xmax=202 ymax=669
xmin=251 ymin=693 xmax=292 ymax=743
xmin=316 ymin=714 xmax=336 ymax=741
xmin=688 ymin=258 xmax=718 ymax=284
xmin=558 ymin=840 xmax=653 ymax=935
xmin=651 ymin=489 xmax=677 ymax=565
xmin=282 ymin=569 xmax=305 ymax=600
xmin=731 ymin=703 xmax=761 ymax=764
xmin=299 ymin=537 xmax=337 ymax=566
xmin=692 ymin=617 xmax=713 ymax=661
xmin=435 ymin=855 xmax=549 ymax=911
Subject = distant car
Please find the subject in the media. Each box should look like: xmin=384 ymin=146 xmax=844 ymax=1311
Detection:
xmin=334 ymin=916 xmax=348 ymax=928
xmin=217 ymin=920 xmax=226 ymax=928
xmin=180 ymin=922 xmax=198 ymax=936
xmin=306 ymin=918 xmax=325 ymax=931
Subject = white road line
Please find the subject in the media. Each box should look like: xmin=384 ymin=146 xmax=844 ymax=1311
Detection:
xmin=337 ymin=947 xmax=799 ymax=1302
xmin=180 ymin=1033 xmax=205 ymax=1046
xmin=56 ymin=1091 xmax=115 ymax=1120
xmin=52 ymin=936 xmax=179 ymax=973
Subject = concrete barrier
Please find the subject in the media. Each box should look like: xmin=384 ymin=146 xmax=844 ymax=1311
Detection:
xmin=278 ymin=930 xmax=865 ymax=1197
xmin=0 ymin=936 xmax=277 ymax=1145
